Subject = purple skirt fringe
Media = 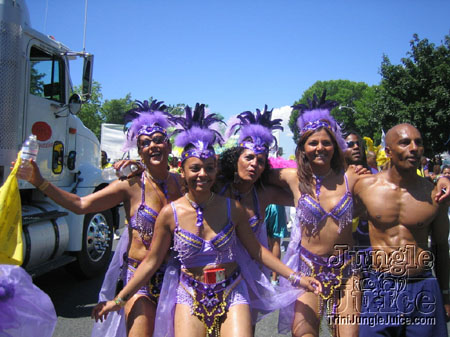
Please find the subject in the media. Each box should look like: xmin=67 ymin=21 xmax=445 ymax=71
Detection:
xmin=91 ymin=228 xmax=129 ymax=337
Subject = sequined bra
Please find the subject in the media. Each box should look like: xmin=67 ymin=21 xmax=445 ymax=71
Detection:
xmin=296 ymin=174 xmax=353 ymax=236
xmin=129 ymin=172 xmax=181 ymax=248
xmin=219 ymin=183 xmax=262 ymax=234
xmin=172 ymin=199 xmax=236 ymax=269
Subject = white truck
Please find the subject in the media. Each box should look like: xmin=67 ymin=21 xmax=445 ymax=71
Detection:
xmin=0 ymin=0 xmax=123 ymax=278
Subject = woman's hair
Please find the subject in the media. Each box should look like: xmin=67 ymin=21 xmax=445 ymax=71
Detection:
xmin=295 ymin=125 xmax=345 ymax=196
xmin=217 ymin=147 xmax=271 ymax=190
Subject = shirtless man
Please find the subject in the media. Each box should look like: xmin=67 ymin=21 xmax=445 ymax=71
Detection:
xmin=353 ymin=123 xmax=449 ymax=336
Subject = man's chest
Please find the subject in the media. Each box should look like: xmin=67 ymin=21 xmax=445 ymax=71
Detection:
xmin=364 ymin=186 xmax=437 ymax=228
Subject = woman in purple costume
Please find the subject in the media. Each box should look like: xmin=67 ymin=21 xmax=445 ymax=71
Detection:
xmin=215 ymin=106 xmax=295 ymax=327
xmin=216 ymin=106 xmax=294 ymax=246
xmin=267 ymin=92 xmax=366 ymax=337
xmin=17 ymin=100 xmax=183 ymax=337
xmin=92 ymin=104 xmax=321 ymax=337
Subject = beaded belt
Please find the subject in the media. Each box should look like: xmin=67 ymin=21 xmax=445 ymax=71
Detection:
xmin=127 ymin=256 xmax=165 ymax=304
xmin=298 ymin=246 xmax=355 ymax=321
xmin=180 ymin=267 xmax=241 ymax=336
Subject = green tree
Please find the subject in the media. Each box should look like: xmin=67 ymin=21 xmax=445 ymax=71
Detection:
xmin=374 ymin=33 xmax=450 ymax=156
xmin=288 ymin=80 xmax=379 ymax=143
xmin=167 ymin=103 xmax=186 ymax=116
xmin=101 ymin=94 xmax=134 ymax=124
xmin=30 ymin=63 xmax=46 ymax=96
xmin=75 ymin=80 xmax=104 ymax=139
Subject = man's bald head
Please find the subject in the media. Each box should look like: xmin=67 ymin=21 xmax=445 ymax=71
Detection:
xmin=385 ymin=123 xmax=424 ymax=171
xmin=385 ymin=123 xmax=421 ymax=148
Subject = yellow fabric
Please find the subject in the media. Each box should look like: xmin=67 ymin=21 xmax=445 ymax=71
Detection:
xmin=417 ymin=168 xmax=424 ymax=177
xmin=0 ymin=152 xmax=23 ymax=265
xmin=376 ymin=147 xmax=389 ymax=168
xmin=352 ymin=217 xmax=359 ymax=232
xmin=102 ymin=162 xmax=113 ymax=169
xmin=363 ymin=137 xmax=375 ymax=153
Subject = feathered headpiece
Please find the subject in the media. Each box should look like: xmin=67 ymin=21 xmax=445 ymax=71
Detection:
xmin=122 ymin=99 xmax=173 ymax=152
xmin=172 ymin=103 xmax=225 ymax=162
xmin=227 ymin=105 xmax=283 ymax=155
xmin=293 ymin=91 xmax=346 ymax=150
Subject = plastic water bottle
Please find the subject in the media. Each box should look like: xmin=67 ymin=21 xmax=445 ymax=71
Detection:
xmin=21 ymin=134 xmax=39 ymax=162
xmin=117 ymin=164 xmax=138 ymax=178
xmin=20 ymin=134 xmax=39 ymax=180
xmin=102 ymin=164 xmax=138 ymax=181
xmin=101 ymin=167 xmax=117 ymax=181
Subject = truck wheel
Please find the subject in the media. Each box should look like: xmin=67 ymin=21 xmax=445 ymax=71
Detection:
xmin=68 ymin=210 xmax=113 ymax=279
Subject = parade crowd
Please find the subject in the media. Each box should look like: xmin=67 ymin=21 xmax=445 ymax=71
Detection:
xmin=13 ymin=93 xmax=450 ymax=337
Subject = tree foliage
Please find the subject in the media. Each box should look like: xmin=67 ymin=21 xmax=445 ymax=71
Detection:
xmin=101 ymin=93 xmax=134 ymax=124
xmin=74 ymin=84 xmax=197 ymax=141
xmin=374 ymin=33 xmax=450 ymax=156
xmin=288 ymin=80 xmax=379 ymax=143
xmin=167 ymin=103 xmax=186 ymax=116
xmin=75 ymin=80 xmax=104 ymax=139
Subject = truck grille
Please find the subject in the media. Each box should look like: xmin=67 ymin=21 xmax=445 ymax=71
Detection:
xmin=0 ymin=20 xmax=21 ymax=151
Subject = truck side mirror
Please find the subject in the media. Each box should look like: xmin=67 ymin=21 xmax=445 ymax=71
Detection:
xmin=82 ymin=54 xmax=94 ymax=99
xmin=68 ymin=94 xmax=82 ymax=115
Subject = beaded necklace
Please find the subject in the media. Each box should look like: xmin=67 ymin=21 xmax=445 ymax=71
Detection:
xmin=185 ymin=192 xmax=215 ymax=235
xmin=145 ymin=170 xmax=170 ymax=200
xmin=312 ymin=168 xmax=332 ymax=200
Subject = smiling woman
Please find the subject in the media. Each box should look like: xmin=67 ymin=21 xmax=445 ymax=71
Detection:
xmin=15 ymin=99 xmax=184 ymax=337
xmin=92 ymin=104 xmax=322 ymax=337
xmin=265 ymin=92 xmax=364 ymax=337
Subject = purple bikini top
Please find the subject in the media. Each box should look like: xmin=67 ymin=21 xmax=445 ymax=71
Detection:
xmin=172 ymin=198 xmax=236 ymax=269
xmin=129 ymin=172 xmax=180 ymax=248
xmin=218 ymin=183 xmax=262 ymax=234
xmin=296 ymin=174 xmax=353 ymax=236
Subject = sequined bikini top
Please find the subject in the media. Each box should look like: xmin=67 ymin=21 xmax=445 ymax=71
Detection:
xmin=172 ymin=199 xmax=236 ymax=269
xmin=129 ymin=172 xmax=180 ymax=248
xmin=219 ymin=183 xmax=262 ymax=234
xmin=296 ymin=174 xmax=353 ymax=236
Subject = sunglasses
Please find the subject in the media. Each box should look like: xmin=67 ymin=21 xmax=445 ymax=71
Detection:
xmin=346 ymin=141 xmax=359 ymax=148
xmin=139 ymin=136 xmax=167 ymax=148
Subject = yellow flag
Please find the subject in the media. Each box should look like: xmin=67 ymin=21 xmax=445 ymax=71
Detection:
xmin=0 ymin=152 xmax=23 ymax=265
xmin=363 ymin=137 xmax=375 ymax=153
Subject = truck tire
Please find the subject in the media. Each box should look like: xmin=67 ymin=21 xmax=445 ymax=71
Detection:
xmin=68 ymin=210 xmax=113 ymax=279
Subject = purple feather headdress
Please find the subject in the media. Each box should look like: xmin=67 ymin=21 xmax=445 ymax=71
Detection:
xmin=294 ymin=91 xmax=347 ymax=151
xmin=122 ymin=99 xmax=173 ymax=152
xmin=172 ymin=103 xmax=225 ymax=162
xmin=227 ymin=105 xmax=283 ymax=155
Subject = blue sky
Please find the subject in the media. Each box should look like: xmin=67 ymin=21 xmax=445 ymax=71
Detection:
xmin=27 ymin=1 xmax=450 ymax=156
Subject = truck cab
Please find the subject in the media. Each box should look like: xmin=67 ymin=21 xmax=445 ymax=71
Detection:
xmin=0 ymin=0 xmax=122 ymax=278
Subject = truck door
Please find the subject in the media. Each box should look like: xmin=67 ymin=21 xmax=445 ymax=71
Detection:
xmin=25 ymin=43 xmax=69 ymax=185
